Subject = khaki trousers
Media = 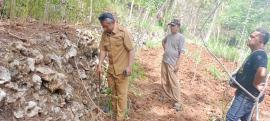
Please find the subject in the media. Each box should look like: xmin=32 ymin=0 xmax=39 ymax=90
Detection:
xmin=161 ymin=61 xmax=181 ymax=102
xmin=107 ymin=73 xmax=128 ymax=121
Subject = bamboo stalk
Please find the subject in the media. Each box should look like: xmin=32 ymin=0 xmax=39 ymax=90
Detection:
xmin=128 ymin=0 xmax=134 ymax=21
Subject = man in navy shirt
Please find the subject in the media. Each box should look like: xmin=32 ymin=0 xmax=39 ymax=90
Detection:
xmin=226 ymin=28 xmax=269 ymax=121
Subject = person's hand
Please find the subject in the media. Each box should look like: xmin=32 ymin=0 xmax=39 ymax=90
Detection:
xmin=256 ymin=85 xmax=264 ymax=91
xmin=124 ymin=66 xmax=132 ymax=76
xmin=96 ymin=64 xmax=103 ymax=76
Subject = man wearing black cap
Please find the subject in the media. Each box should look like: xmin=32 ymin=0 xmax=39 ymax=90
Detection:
xmin=96 ymin=12 xmax=134 ymax=121
xmin=161 ymin=19 xmax=185 ymax=111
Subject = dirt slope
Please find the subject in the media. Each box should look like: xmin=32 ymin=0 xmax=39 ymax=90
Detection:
xmin=128 ymin=44 xmax=270 ymax=121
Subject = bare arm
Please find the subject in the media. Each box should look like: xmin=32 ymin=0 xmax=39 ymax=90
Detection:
xmin=123 ymin=30 xmax=135 ymax=76
xmin=253 ymin=67 xmax=267 ymax=90
xmin=96 ymin=49 xmax=107 ymax=75
xmin=176 ymin=53 xmax=182 ymax=66
xmin=128 ymin=49 xmax=135 ymax=67
xmin=162 ymin=37 xmax=166 ymax=50
xmin=98 ymin=50 xmax=106 ymax=66
xmin=175 ymin=36 xmax=185 ymax=72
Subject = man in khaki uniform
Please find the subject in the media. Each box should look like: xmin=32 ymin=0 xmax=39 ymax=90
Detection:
xmin=96 ymin=13 xmax=134 ymax=121
xmin=161 ymin=19 xmax=185 ymax=111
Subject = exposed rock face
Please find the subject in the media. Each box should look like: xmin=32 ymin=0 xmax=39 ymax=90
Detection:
xmin=0 ymin=25 xmax=104 ymax=121
xmin=0 ymin=66 xmax=11 ymax=84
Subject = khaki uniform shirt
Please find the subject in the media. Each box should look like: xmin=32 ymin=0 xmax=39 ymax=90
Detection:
xmin=99 ymin=25 xmax=134 ymax=75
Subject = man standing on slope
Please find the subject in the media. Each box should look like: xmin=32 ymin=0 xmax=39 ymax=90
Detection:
xmin=161 ymin=19 xmax=185 ymax=111
xmin=96 ymin=12 xmax=135 ymax=121
xmin=226 ymin=28 xmax=269 ymax=121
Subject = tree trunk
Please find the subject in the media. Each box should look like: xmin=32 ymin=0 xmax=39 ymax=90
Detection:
xmin=89 ymin=0 xmax=93 ymax=23
xmin=237 ymin=0 xmax=253 ymax=65
xmin=204 ymin=3 xmax=220 ymax=42
xmin=43 ymin=0 xmax=50 ymax=23
xmin=10 ymin=0 xmax=16 ymax=20
xmin=128 ymin=0 xmax=134 ymax=21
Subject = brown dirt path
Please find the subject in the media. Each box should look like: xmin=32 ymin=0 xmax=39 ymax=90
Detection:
xmin=127 ymin=43 xmax=270 ymax=121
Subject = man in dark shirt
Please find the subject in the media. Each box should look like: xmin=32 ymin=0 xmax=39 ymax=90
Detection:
xmin=226 ymin=28 xmax=269 ymax=121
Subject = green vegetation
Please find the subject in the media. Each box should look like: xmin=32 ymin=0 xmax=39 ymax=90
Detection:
xmin=130 ymin=62 xmax=145 ymax=81
xmin=208 ymin=65 xmax=223 ymax=80
xmin=4 ymin=0 xmax=269 ymax=63
xmin=207 ymin=39 xmax=240 ymax=61
xmin=145 ymin=39 xmax=162 ymax=49
xmin=128 ymin=61 xmax=145 ymax=96
xmin=1 ymin=0 xmax=270 ymax=120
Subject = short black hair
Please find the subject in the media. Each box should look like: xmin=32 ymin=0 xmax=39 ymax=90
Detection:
xmin=98 ymin=12 xmax=115 ymax=22
xmin=256 ymin=28 xmax=269 ymax=45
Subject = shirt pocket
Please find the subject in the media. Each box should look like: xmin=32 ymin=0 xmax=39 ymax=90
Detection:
xmin=111 ymin=37 xmax=123 ymax=47
xmin=104 ymin=42 xmax=111 ymax=51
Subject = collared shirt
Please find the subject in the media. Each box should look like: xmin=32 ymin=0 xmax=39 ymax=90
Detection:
xmin=99 ymin=24 xmax=134 ymax=75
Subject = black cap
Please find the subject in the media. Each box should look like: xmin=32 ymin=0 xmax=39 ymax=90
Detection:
xmin=168 ymin=19 xmax=181 ymax=26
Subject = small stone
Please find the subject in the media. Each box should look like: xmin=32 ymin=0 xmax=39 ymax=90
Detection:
xmin=36 ymin=66 xmax=55 ymax=75
xmin=42 ymin=73 xmax=68 ymax=93
xmin=9 ymin=59 xmax=20 ymax=77
xmin=31 ymin=49 xmax=43 ymax=64
xmin=78 ymin=69 xmax=87 ymax=79
xmin=0 ymin=90 xmax=6 ymax=102
xmin=71 ymin=101 xmax=84 ymax=121
xmin=45 ymin=117 xmax=53 ymax=121
xmin=64 ymin=84 xmax=73 ymax=102
xmin=32 ymin=74 xmax=42 ymax=90
xmin=14 ymin=108 xmax=24 ymax=119
xmin=64 ymin=39 xmax=72 ymax=48
xmin=26 ymin=101 xmax=37 ymax=109
xmin=65 ymin=46 xmax=77 ymax=60
xmin=5 ymin=82 xmax=19 ymax=91
xmin=27 ymin=106 xmax=41 ymax=117
xmin=0 ymin=66 xmax=11 ymax=84
xmin=10 ymin=59 xmax=20 ymax=67
xmin=6 ymin=91 xmax=25 ymax=103
xmin=27 ymin=58 xmax=35 ymax=72
xmin=82 ymin=100 xmax=87 ymax=105
xmin=52 ymin=106 xmax=61 ymax=113
xmin=14 ymin=42 xmax=26 ymax=51
xmin=44 ymin=34 xmax=51 ymax=41
xmin=25 ymin=101 xmax=41 ymax=117
xmin=13 ymin=43 xmax=30 ymax=56
xmin=49 ymin=54 xmax=63 ymax=69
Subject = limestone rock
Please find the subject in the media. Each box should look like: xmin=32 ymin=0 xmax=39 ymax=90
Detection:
xmin=42 ymin=73 xmax=68 ymax=93
xmin=14 ymin=108 xmax=24 ymax=119
xmin=5 ymin=82 xmax=19 ymax=91
xmin=0 ymin=90 xmax=6 ymax=102
xmin=36 ymin=66 xmax=56 ymax=75
xmin=49 ymin=54 xmax=63 ymax=69
xmin=31 ymin=49 xmax=43 ymax=64
xmin=26 ymin=58 xmax=35 ymax=72
xmin=25 ymin=101 xmax=41 ymax=117
xmin=0 ymin=66 xmax=11 ymax=84
xmin=78 ymin=69 xmax=87 ymax=79
xmin=65 ymin=46 xmax=77 ymax=60
xmin=32 ymin=74 xmax=42 ymax=90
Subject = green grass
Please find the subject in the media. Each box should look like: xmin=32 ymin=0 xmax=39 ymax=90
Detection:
xmin=128 ymin=61 xmax=145 ymax=97
xmin=145 ymin=40 xmax=162 ymax=48
xmin=208 ymin=65 xmax=223 ymax=80
xmin=130 ymin=62 xmax=145 ymax=81
xmin=208 ymin=39 xmax=240 ymax=61
xmin=268 ymin=60 xmax=270 ymax=71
